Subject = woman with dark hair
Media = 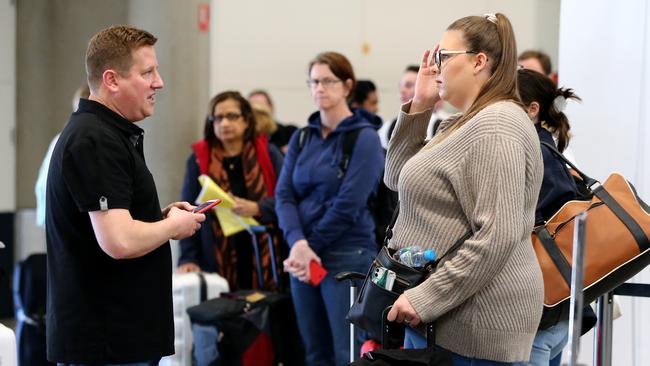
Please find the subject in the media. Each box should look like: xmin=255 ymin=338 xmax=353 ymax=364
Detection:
xmin=384 ymin=13 xmax=544 ymax=364
xmin=517 ymin=68 xmax=582 ymax=366
xmin=275 ymin=51 xmax=384 ymax=365
xmin=178 ymin=91 xmax=284 ymax=291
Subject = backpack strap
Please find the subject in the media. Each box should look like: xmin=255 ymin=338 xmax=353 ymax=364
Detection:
xmin=296 ymin=127 xmax=362 ymax=179
xmin=297 ymin=127 xmax=311 ymax=151
xmin=338 ymin=129 xmax=362 ymax=178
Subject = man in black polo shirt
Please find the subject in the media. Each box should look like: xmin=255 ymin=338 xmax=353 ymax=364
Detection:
xmin=46 ymin=25 xmax=206 ymax=365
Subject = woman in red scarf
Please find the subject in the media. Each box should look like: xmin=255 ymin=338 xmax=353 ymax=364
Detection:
xmin=178 ymin=91 xmax=285 ymax=291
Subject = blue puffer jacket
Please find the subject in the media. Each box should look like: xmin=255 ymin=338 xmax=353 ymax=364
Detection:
xmin=275 ymin=108 xmax=384 ymax=254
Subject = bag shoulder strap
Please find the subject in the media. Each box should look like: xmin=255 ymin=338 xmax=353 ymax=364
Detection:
xmin=425 ymin=230 xmax=473 ymax=273
xmin=383 ymin=205 xmax=399 ymax=246
xmin=540 ymin=141 xmax=598 ymax=188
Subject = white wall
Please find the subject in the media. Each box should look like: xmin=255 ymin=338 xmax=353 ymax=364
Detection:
xmin=209 ymin=0 xmax=560 ymax=126
xmin=0 ymin=0 xmax=16 ymax=212
xmin=559 ymin=0 xmax=650 ymax=365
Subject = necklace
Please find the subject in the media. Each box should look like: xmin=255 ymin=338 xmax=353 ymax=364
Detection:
xmin=223 ymin=155 xmax=241 ymax=170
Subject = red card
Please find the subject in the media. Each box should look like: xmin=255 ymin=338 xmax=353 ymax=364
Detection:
xmin=309 ymin=260 xmax=327 ymax=286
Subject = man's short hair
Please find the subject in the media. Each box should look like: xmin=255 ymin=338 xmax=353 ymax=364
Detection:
xmin=85 ymin=25 xmax=157 ymax=92
xmin=405 ymin=65 xmax=420 ymax=73
xmin=518 ymin=50 xmax=552 ymax=75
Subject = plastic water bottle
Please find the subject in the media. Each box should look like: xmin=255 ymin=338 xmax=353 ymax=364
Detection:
xmin=399 ymin=248 xmax=437 ymax=268
xmin=393 ymin=246 xmax=421 ymax=261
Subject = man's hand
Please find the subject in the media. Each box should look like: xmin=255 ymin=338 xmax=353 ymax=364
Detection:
xmin=386 ymin=294 xmax=422 ymax=327
xmin=231 ymin=197 xmax=260 ymax=217
xmin=177 ymin=262 xmax=201 ymax=273
xmin=167 ymin=207 xmax=205 ymax=240
xmin=283 ymin=239 xmax=321 ymax=283
xmin=162 ymin=201 xmax=195 ymax=218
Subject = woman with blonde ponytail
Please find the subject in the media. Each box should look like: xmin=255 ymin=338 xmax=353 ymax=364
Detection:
xmin=384 ymin=13 xmax=544 ymax=364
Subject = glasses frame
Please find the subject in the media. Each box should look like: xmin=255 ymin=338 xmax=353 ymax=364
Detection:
xmin=208 ymin=112 xmax=243 ymax=123
xmin=434 ymin=49 xmax=478 ymax=69
xmin=306 ymin=78 xmax=343 ymax=88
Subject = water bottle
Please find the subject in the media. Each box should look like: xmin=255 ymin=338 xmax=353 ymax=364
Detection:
xmin=393 ymin=246 xmax=421 ymax=261
xmin=399 ymin=248 xmax=437 ymax=268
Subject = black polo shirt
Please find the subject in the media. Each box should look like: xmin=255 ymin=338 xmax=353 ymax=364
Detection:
xmin=45 ymin=99 xmax=173 ymax=363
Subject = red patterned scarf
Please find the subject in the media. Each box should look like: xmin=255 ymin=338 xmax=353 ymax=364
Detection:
xmin=191 ymin=136 xmax=283 ymax=291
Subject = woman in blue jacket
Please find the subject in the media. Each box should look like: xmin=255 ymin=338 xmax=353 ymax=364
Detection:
xmin=276 ymin=52 xmax=384 ymax=366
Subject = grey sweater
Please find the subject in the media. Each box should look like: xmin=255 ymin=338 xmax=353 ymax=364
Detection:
xmin=386 ymin=101 xmax=544 ymax=362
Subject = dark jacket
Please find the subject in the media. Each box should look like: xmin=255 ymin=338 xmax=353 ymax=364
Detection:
xmin=535 ymin=124 xmax=578 ymax=224
xmin=178 ymin=140 xmax=283 ymax=272
xmin=275 ymin=108 xmax=384 ymax=254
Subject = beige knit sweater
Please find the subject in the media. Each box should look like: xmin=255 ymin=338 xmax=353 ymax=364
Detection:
xmin=386 ymin=101 xmax=544 ymax=362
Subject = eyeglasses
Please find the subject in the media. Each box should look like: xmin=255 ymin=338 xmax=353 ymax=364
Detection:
xmin=434 ymin=49 xmax=478 ymax=69
xmin=306 ymin=78 xmax=343 ymax=88
xmin=208 ymin=112 xmax=242 ymax=123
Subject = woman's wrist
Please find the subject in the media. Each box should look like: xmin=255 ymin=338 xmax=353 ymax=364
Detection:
xmin=410 ymin=95 xmax=440 ymax=114
xmin=293 ymin=239 xmax=309 ymax=248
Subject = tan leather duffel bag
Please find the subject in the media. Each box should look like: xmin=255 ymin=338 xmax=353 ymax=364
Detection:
xmin=532 ymin=142 xmax=650 ymax=326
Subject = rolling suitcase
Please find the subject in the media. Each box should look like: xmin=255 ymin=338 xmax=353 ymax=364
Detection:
xmin=160 ymin=272 xmax=229 ymax=366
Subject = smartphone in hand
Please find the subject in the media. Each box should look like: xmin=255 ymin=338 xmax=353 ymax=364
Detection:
xmin=309 ymin=260 xmax=328 ymax=286
xmin=193 ymin=199 xmax=222 ymax=214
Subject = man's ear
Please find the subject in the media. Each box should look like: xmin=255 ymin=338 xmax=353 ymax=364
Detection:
xmin=474 ymin=52 xmax=489 ymax=74
xmin=102 ymin=69 xmax=120 ymax=93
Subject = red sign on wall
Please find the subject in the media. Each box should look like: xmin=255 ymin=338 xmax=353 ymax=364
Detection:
xmin=198 ymin=3 xmax=210 ymax=32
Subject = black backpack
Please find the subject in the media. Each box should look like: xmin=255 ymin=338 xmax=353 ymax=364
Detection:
xmin=297 ymin=127 xmax=398 ymax=249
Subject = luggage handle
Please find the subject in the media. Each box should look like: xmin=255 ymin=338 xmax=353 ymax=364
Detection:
xmin=335 ymin=271 xmax=367 ymax=282
xmin=246 ymin=224 xmax=281 ymax=290
xmin=380 ymin=306 xmax=436 ymax=349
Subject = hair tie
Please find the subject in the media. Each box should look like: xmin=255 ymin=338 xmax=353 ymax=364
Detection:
xmin=484 ymin=13 xmax=498 ymax=24
xmin=553 ymin=95 xmax=567 ymax=112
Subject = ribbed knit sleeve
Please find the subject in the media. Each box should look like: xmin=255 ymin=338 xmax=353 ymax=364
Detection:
xmin=384 ymin=102 xmax=432 ymax=191
xmin=404 ymin=133 xmax=533 ymax=322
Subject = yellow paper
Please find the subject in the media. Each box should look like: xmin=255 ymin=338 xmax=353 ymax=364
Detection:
xmin=196 ymin=174 xmax=260 ymax=237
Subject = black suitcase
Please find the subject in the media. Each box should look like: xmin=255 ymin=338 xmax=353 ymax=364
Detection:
xmin=13 ymin=253 xmax=54 ymax=366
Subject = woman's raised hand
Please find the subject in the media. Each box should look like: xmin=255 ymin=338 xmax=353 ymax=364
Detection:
xmin=410 ymin=48 xmax=442 ymax=114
